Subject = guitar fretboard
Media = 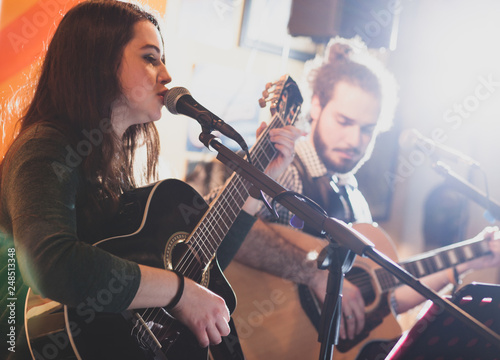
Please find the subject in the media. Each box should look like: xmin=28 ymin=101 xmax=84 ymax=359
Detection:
xmin=375 ymin=236 xmax=491 ymax=293
xmin=186 ymin=97 xmax=300 ymax=267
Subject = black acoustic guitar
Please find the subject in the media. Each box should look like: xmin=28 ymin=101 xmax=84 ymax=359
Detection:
xmin=24 ymin=76 xmax=303 ymax=360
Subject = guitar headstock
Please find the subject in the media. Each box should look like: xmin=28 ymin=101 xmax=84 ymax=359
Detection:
xmin=258 ymin=75 xmax=303 ymax=127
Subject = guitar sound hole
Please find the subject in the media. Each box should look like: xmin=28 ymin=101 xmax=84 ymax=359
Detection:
xmin=170 ymin=241 xmax=206 ymax=284
xmin=346 ymin=267 xmax=375 ymax=305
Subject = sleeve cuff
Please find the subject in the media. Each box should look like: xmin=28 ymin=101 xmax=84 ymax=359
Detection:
xmin=216 ymin=210 xmax=257 ymax=270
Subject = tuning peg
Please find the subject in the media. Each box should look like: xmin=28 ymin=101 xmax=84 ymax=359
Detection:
xmin=258 ymin=97 xmax=267 ymax=108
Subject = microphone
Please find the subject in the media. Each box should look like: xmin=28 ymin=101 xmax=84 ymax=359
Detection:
xmin=399 ymin=128 xmax=480 ymax=167
xmin=164 ymin=87 xmax=248 ymax=152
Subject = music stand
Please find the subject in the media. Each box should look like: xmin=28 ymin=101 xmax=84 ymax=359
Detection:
xmin=387 ymin=282 xmax=500 ymax=360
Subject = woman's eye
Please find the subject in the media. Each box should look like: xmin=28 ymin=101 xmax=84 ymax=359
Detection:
xmin=144 ymin=55 xmax=157 ymax=63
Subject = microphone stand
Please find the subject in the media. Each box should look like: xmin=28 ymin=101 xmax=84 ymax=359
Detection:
xmin=198 ymin=133 xmax=500 ymax=360
xmin=315 ymin=240 xmax=356 ymax=359
xmin=432 ymin=161 xmax=500 ymax=221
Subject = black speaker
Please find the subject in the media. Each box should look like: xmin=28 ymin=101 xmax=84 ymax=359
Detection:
xmin=288 ymin=0 xmax=400 ymax=49
xmin=287 ymin=0 xmax=343 ymax=44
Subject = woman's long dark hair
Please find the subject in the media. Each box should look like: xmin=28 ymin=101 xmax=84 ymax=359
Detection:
xmin=2 ymin=0 xmax=162 ymax=220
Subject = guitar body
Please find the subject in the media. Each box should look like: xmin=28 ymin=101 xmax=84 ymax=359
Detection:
xmin=224 ymin=261 xmax=321 ymax=360
xmin=224 ymin=223 xmax=402 ymax=360
xmin=26 ymin=179 xmax=235 ymax=360
xmin=228 ymin=220 xmax=495 ymax=360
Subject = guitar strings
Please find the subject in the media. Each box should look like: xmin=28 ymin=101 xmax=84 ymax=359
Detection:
xmin=147 ymin=90 xmax=303 ymax=347
xmin=129 ymin=84 xmax=299 ymax=353
xmin=144 ymin=125 xmax=275 ymax=340
xmin=342 ymin=240 xmax=488 ymax=295
xmin=137 ymin=111 xmax=287 ymax=347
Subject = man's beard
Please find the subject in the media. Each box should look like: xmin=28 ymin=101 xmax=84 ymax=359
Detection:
xmin=313 ymin=125 xmax=361 ymax=174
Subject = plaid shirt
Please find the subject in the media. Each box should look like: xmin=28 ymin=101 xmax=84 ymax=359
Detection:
xmin=257 ymin=139 xmax=372 ymax=226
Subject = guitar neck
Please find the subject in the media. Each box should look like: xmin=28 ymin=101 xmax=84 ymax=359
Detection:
xmin=188 ymin=113 xmax=290 ymax=265
xmin=185 ymin=75 xmax=302 ymax=267
xmin=374 ymin=235 xmax=491 ymax=293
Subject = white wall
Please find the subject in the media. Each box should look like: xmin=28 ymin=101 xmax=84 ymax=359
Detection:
xmin=156 ymin=0 xmax=310 ymax=179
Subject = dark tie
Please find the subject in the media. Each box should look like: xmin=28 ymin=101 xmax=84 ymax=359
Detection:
xmin=318 ymin=175 xmax=353 ymax=223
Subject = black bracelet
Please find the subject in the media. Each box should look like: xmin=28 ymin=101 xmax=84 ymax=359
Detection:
xmin=165 ymin=270 xmax=184 ymax=311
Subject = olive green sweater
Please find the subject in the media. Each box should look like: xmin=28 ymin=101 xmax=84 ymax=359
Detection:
xmin=0 ymin=123 xmax=255 ymax=358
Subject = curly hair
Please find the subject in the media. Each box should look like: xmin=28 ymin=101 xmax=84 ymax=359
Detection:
xmin=307 ymin=37 xmax=398 ymax=133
